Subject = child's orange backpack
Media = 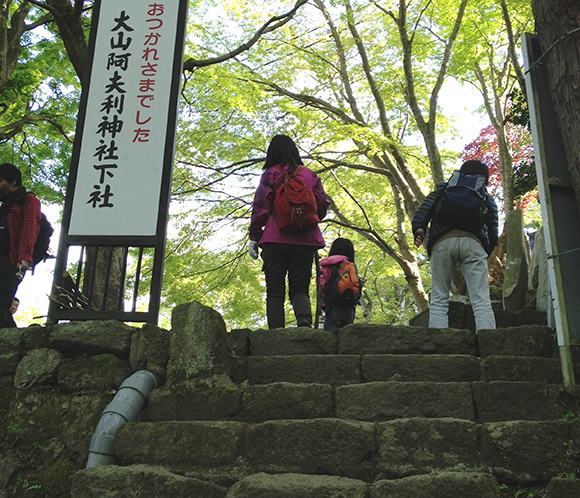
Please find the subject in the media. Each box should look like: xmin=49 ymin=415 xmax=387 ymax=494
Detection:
xmin=323 ymin=261 xmax=362 ymax=305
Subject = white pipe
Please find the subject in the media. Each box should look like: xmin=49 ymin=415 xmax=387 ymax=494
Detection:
xmin=86 ymin=370 xmax=159 ymax=468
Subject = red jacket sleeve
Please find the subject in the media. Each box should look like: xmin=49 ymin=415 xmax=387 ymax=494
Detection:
xmin=8 ymin=193 xmax=41 ymax=267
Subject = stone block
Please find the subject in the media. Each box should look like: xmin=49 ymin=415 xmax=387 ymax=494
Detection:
xmin=545 ymin=477 xmax=580 ymax=498
xmin=21 ymin=325 xmax=50 ymax=351
xmin=338 ymin=324 xmax=476 ymax=355
xmin=472 ymin=381 xmax=562 ymax=422
xmin=168 ymin=301 xmax=231 ymax=384
xmin=147 ymin=374 xmax=241 ymax=421
xmin=369 ymin=472 xmax=500 ymax=498
xmin=336 ymin=382 xmax=475 ymax=421
xmin=362 ymin=354 xmax=480 ymax=382
xmin=247 ymin=355 xmax=361 ymax=385
xmin=480 ymin=420 xmax=579 ymax=484
xmin=71 ymin=464 xmax=227 ymax=498
xmin=14 ymin=348 xmax=64 ymax=389
xmin=376 ymin=418 xmax=480 ymax=479
xmin=244 ymin=419 xmax=376 ymax=481
xmin=228 ymin=328 xmax=251 ymax=357
xmin=116 ymin=421 xmax=246 ymax=473
xmin=513 ymin=309 xmax=548 ymax=326
xmin=129 ymin=323 xmax=170 ymax=378
xmin=477 ymin=325 xmax=555 ymax=358
xmin=240 ymin=382 xmax=333 ymax=422
xmin=0 ymin=327 xmax=23 ymax=375
xmin=249 ymin=328 xmax=336 ymax=356
xmin=226 ymin=473 xmax=368 ymax=498
xmin=49 ymin=320 xmax=136 ymax=358
xmin=481 ymin=356 xmax=562 ymax=383
xmin=57 ymin=354 xmax=132 ymax=393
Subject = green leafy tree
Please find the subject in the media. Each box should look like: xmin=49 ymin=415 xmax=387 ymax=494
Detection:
xmin=165 ymin=0 xmax=535 ymax=327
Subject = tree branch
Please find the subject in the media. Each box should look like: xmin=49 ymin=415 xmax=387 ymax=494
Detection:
xmin=183 ymin=0 xmax=308 ymax=71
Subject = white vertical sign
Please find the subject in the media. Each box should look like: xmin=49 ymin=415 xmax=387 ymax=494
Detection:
xmin=69 ymin=1 xmax=181 ymax=236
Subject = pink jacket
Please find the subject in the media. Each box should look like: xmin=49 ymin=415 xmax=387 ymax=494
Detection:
xmin=249 ymin=164 xmax=329 ymax=247
xmin=319 ymin=254 xmax=350 ymax=291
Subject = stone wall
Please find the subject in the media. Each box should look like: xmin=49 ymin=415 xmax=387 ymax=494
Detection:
xmin=0 ymin=319 xmax=170 ymax=498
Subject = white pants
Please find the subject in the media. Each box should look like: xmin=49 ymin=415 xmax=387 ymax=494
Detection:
xmin=429 ymin=236 xmax=496 ymax=332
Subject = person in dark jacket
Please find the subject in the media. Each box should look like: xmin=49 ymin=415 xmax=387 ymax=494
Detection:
xmin=412 ymin=160 xmax=498 ymax=332
xmin=0 ymin=163 xmax=41 ymax=328
xmin=249 ymin=135 xmax=329 ymax=329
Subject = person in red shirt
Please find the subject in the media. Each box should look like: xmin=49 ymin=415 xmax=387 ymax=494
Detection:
xmin=0 ymin=163 xmax=41 ymax=328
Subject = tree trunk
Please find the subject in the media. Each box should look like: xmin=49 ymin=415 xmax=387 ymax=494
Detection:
xmin=532 ymin=0 xmax=580 ymax=214
xmin=82 ymin=247 xmax=126 ymax=311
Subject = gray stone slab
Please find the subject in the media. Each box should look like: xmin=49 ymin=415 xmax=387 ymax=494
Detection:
xmin=168 ymin=301 xmax=231 ymax=384
xmin=369 ymin=472 xmax=500 ymax=498
xmin=480 ymin=420 xmax=578 ymax=484
xmin=244 ymin=419 xmax=376 ymax=481
xmin=71 ymin=464 xmax=227 ymax=498
xmin=481 ymin=355 xmax=563 ymax=383
xmin=240 ymin=382 xmax=333 ymax=422
xmin=376 ymin=418 xmax=480 ymax=479
xmin=472 ymin=381 xmax=563 ymax=422
xmin=249 ymin=328 xmax=336 ymax=356
xmin=247 ymin=355 xmax=361 ymax=385
xmin=545 ymin=477 xmax=580 ymax=498
xmin=336 ymin=382 xmax=475 ymax=421
xmin=226 ymin=473 xmax=368 ymax=498
xmin=362 ymin=354 xmax=480 ymax=382
xmin=338 ymin=324 xmax=476 ymax=355
xmin=49 ymin=320 xmax=136 ymax=358
xmin=147 ymin=374 xmax=241 ymax=421
xmin=477 ymin=325 xmax=555 ymax=358
xmin=514 ymin=309 xmax=548 ymax=326
xmin=116 ymin=421 xmax=246 ymax=473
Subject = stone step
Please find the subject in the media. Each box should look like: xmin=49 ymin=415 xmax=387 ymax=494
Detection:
xmin=226 ymin=472 xmax=501 ymax=498
xmin=146 ymin=378 xmax=566 ymax=423
xmin=230 ymin=324 xmax=557 ymax=359
xmin=71 ymin=464 xmax=227 ymax=498
xmin=113 ymin=418 xmax=579 ymax=485
xmin=238 ymin=379 xmax=567 ymax=423
xmin=409 ymin=300 xmax=548 ymax=332
xmin=336 ymin=381 xmax=564 ymax=422
xmin=226 ymin=473 xmax=367 ymax=498
xmin=368 ymin=472 xmax=502 ymax=498
xmin=245 ymin=354 xmax=564 ymax=385
xmin=71 ymin=468 xmax=506 ymax=498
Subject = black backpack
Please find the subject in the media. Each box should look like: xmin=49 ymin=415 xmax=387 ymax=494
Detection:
xmin=32 ymin=212 xmax=54 ymax=268
xmin=435 ymin=170 xmax=489 ymax=232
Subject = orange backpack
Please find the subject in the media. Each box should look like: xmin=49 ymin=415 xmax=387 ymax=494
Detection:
xmin=323 ymin=261 xmax=362 ymax=305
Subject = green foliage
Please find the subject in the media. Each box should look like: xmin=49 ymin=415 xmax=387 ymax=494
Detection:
xmin=0 ymin=14 xmax=81 ymax=204
xmin=1 ymin=0 xmax=537 ymax=328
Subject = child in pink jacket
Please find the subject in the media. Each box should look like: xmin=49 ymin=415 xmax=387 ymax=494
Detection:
xmin=319 ymin=238 xmax=360 ymax=333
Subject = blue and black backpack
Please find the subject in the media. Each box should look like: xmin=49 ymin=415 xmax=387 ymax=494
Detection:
xmin=435 ymin=170 xmax=489 ymax=232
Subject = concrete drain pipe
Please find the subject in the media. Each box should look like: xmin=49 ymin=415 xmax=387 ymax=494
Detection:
xmin=86 ymin=369 xmax=159 ymax=468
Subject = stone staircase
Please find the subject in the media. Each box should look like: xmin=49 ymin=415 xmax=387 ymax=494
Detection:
xmin=71 ymin=304 xmax=580 ymax=498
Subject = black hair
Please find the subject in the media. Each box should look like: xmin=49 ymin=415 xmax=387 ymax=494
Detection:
xmin=329 ymin=237 xmax=355 ymax=262
xmin=460 ymin=160 xmax=489 ymax=184
xmin=0 ymin=163 xmax=22 ymax=186
xmin=263 ymin=135 xmax=303 ymax=171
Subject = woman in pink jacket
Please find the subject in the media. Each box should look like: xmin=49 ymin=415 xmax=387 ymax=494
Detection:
xmin=249 ymin=135 xmax=329 ymax=329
